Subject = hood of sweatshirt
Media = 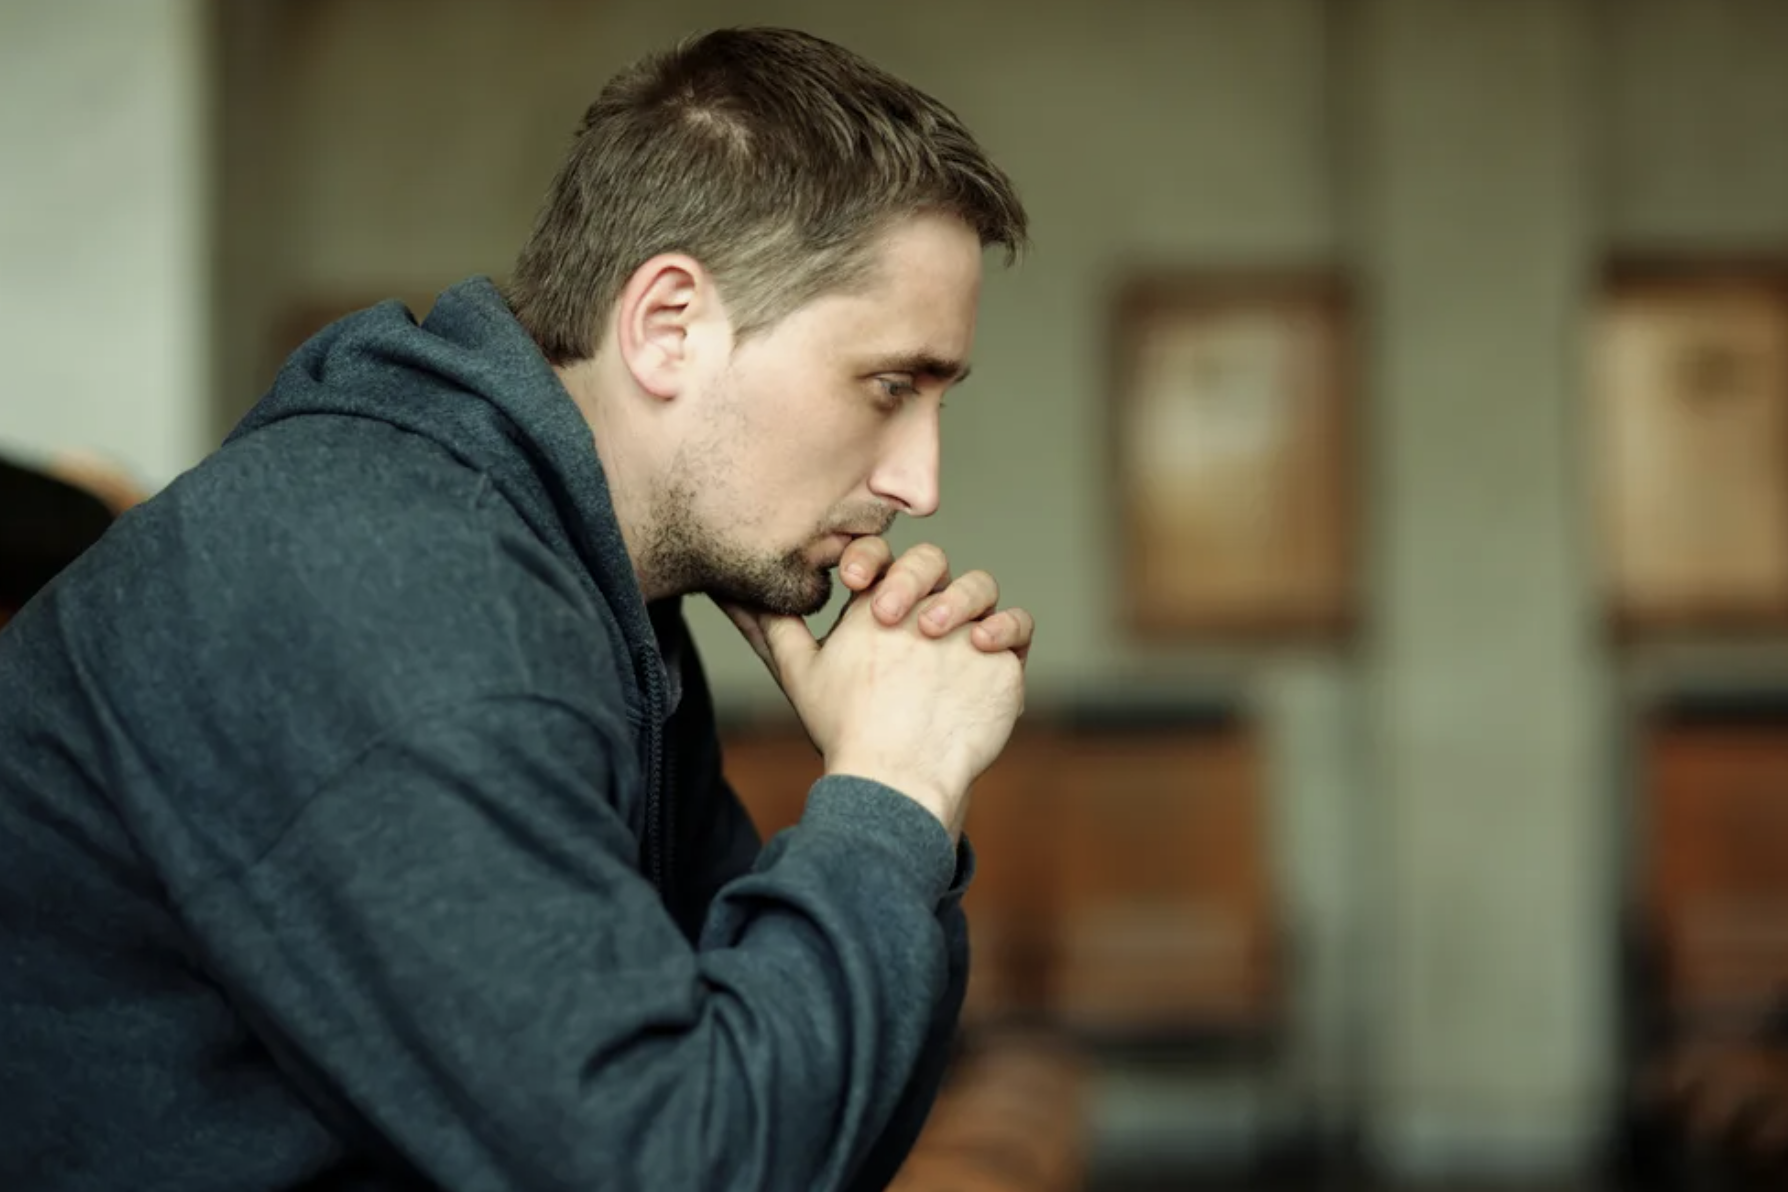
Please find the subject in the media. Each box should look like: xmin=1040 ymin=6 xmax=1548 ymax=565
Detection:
xmin=229 ymin=274 xmax=673 ymax=736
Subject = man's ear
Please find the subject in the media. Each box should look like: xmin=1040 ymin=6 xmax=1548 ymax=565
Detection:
xmin=612 ymin=253 xmax=715 ymax=401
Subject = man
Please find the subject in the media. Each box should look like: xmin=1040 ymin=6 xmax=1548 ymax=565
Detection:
xmin=0 ymin=26 xmax=1032 ymax=1191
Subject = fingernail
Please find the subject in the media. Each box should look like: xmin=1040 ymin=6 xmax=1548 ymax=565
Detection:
xmin=844 ymin=564 xmax=866 ymax=582
xmin=876 ymin=596 xmax=898 ymax=617
xmin=924 ymin=606 xmax=949 ymax=627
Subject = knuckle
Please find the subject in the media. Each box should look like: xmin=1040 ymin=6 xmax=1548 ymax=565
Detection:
xmin=963 ymin=569 xmax=997 ymax=600
xmin=910 ymin=542 xmax=949 ymax=571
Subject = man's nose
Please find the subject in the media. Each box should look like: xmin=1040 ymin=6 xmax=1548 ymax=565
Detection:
xmin=868 ymin=409 xmax=941 ymax=518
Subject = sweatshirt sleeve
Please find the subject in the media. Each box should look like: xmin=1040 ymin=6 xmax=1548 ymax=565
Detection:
xmin=673 ymin=761 xmax=979 ymax=1191
xmin=178 ymin=692 xmax=961 ymax=1192
xmin=842 ymin=857 xmax=975 ymax=1191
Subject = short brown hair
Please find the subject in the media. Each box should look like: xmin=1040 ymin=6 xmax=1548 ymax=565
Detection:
xmin=507 ymin=27 xmax=1028 ymax=365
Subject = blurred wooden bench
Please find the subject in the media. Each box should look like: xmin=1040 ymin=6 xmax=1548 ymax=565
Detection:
xmin=1036 ymin=711 xmax=1279 ymax=1048
xmin=715 ymin=721 xmax=819 ymax=842
xmin=720 ymin=706 xmax=1283 ymax=1050
xmin=1640 ymin=708 xmax=1788 ymax=1040
xmin=889 ymin=1031 xmax=1089 ymax=1192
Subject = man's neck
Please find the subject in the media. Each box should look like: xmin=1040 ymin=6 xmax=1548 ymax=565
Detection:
xmin=553 ymin=359 xmax=663 ymax=602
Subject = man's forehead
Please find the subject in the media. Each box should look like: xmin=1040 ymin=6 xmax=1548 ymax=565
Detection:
xmin=788 ymin=242 xmax=980 ymax=371
xmin=801 ymin=287 xmax=977 ymax=369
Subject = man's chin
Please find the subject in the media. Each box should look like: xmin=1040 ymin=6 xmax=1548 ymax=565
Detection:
xmin=769 ymin=579 xmax=835 ymax=619
xmin=716 ymin=568 xmax=833 ymax=619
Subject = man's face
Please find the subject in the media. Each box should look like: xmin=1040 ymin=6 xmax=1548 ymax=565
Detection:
xmin=647 ymin=212 xmax=983 ymax=615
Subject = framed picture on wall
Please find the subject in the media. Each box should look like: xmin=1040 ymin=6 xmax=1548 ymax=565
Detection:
xmin=1108 ymin=273 xmax=1356 ymax=639
xmin=1590 ymin=264 xmax=1788 ymax=633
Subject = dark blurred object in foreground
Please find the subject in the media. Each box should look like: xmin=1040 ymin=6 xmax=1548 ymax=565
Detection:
xmin=0 ymin=454 xmax=134 ymax=618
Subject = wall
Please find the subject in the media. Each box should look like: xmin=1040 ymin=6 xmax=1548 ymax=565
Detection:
xmin=1603 ymin=0 xmax=1788 ymax=252
xmin=1351 ymin=2 xmax=1608 ymax=1174
xmin=0 ymin=0 xmax=211 ymax=490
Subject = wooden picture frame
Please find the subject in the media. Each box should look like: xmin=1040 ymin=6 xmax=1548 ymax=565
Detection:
xmin=1590 ymin=264 xmax=1788 ymax=634
xmin=1109 ymin=273 xmax=1356 ymax=639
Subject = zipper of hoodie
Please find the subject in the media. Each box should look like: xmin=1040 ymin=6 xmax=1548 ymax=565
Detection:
xmin=646 ymin=746 xmax=666 ymax=889
xmin=643 ymin=658 xmax=674 ymax=893
xmin=657 ymin=745 xmax=677 ymax=893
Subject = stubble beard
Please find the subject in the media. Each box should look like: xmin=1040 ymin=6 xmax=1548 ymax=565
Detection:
xmin=644 ymin=470 xmax=837 ymax=617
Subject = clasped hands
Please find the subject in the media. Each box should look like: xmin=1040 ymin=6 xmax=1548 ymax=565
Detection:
xmin=718 ymin=539 xmax=1031 ymax=840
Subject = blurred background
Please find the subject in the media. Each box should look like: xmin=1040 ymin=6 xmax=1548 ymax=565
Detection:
xmin=5 ymin=1 xmax=1788 ymax=1189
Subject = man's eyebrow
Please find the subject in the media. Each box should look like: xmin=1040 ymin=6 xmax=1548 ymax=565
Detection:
xmin=867 ymin=352 xmax=972 ymax=385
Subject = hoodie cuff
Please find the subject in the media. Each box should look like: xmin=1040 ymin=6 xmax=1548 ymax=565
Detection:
xmin=800 ymin=775 xmax=959 ymax=906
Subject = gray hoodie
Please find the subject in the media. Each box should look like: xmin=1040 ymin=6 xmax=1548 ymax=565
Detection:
xmin=0 ymin=276 xmax=973 ymax=1191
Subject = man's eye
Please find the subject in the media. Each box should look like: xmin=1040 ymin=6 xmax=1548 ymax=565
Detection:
xmin=875 ymin=377 xmax=919 ymax=405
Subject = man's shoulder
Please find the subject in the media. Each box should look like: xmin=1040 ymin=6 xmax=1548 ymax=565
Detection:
xmin=197 ymin=411 xmax=494 ymax=538
xmin=61 ymin=421 xmax=619 ymax=707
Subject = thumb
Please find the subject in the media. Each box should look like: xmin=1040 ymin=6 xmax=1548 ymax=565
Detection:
xmin=716 ymin=600 xmax=819 ymax=683
xmin=757 ymin=612 xmax=820 ymax=679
